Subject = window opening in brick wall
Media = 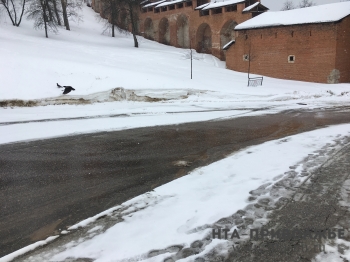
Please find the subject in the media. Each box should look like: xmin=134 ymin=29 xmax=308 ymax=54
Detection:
xmin=169 ymin=4 xmax=175 ymax=10
xmin=200 ymin=9 xmax=209 ymax=16
xmin=291 ymin=31 xmax=294 ymax=37
xmin=142 ymin=8 xmax=147 ymax=13
xmin=148 ymin=7 xmax=153 ymax=11
xmin=154 ymin=7 xmax=159 ymax=12
xmin=185 ymin=1 xmax=192 ymax=6
xmin=245 ymin=34 xmax=248 ymax=40
xmin=226 ymin=5 xmax=237 ymax=12
xmin=245 ymin=0 xmax=256 ymax=8
xmin=288 ymin=55 xmax=295 ymax=63
xmin=212 ymin=7 xmax=222 ymax=14
xmin=197 ymin=0 xmax=208 ymax=7
xmin=161 ymin=6 xmax=167 ymax=11
xmin=310 ymin=31 xmax=312 ymax=36
xmin=177 ymin=2 xmax=183 ymax=8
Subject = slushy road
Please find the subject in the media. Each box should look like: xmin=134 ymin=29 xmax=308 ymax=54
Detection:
xmin=1 ymin=107 xmax=350 ymax=257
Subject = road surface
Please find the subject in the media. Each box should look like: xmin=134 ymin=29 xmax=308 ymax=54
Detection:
xmin=1 ymin=107 xmax=350 ymax=257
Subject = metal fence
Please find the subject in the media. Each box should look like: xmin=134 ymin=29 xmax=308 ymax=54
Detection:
xmin=248 ymin=76 xmax=263 ymax=87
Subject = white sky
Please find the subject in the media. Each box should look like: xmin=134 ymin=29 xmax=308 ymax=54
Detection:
xmin=261 ymin=0 xmax=342 ymax=11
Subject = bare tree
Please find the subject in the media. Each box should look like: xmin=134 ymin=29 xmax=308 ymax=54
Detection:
xmin=26 ymin=0 xmax=58 ymax=37
xmin=123 ymin=0 xmax=140 ymax=47
xmin=58 ymin=0 xmax=82 ymax=30
xmin=0 ymin=0 xmax=27 ymax=26
xmin=52 ymin=0 xmax=61 ymax=25
xmin=66 ymin=0 xmax=82 ymax=21
xmin=99 ymin=0 xmax=121 ymax=37
xmin=281 ymin=0 xmax=295 ymax=10
xmin=298 ymin=0 xmax=314 ymax=8
xmin=60 ymin=0 xmax=69 ymax=29
xmin=99 ymin=0 xmax=139 ymax=46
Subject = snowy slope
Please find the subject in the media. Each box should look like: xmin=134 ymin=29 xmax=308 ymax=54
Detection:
xmin=1 ymin=5 xmax=350 ymax=102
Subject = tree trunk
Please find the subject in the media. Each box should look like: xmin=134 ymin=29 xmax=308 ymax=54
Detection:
xmin=47 ymin=0 xmax=54 ymax=21
xmin=133 ymin=33 xmax=138 ymax=48
xmin=60 ymin=0 xmax=70 ymax=30
xmin=52 ymin=0 xmax=61 ymax=25
xmin=1 ymin=0 xmax=16 ymax=26
xmin=41 ymin=0 xmax=49 ymax=37
xmin=9 ymin=0 xmax=17 ymax=24
xmin=16 ymin=0 xmax=26 ymax=26
xmin=128 ymin=4 xmax=138 ymax=48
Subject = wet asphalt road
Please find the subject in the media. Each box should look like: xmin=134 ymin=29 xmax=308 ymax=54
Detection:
xmin=1 ymin=107 xmax=350 ymax=257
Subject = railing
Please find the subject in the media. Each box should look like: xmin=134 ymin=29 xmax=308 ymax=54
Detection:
xmin=248 ymin=76 xmax=263 ymax=87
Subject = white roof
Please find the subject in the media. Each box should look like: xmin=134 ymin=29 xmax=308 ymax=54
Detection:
xmin=236 ymin=2 xmax=350 ymax=30
xmin=195 ymin=3 xmax=209 ymax=10
xmin=223 ymin=40 xmax=235 ymax=50
xmin=142 ymin=0 xmax=166 ymax=8
xmin=242 ymin=2 xmax=259 ymax=12
xmin=156 ymin=0 xmax=184 ymax=7
xmin=201 ymin=0 xmax=243 ymax=10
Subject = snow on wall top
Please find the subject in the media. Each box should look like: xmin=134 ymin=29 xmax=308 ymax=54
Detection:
xmin=201 ymin=0 xmax=244 ymax=10
xmin=142 ymin=0 xmax=166 ymax=8
xmin=143 ymin=0 xmax=243 ymax=10
xmin=235 ymin=1 xmax=350 ymax=30
xmin=242 ymin=2 xmax=259 ymax=12
xmin=156 ymin=0 xmax=185 ymax=8
xmin=195 ymin=3 xmax=209 ymax=10
xmin=223 ymin=40 xmax=235 ymax=50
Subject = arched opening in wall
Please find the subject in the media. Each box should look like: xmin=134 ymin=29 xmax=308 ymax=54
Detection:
xmin=135 ymin=20 xmax=140 ymax=35
xmin=176 ymin=14 xmax=189 ymax=48
xmin=220 ymin=20 xmax=237 ymax=60
xmin=196 ymin=23 xmax=212 ymax=54
xmin=159 ymin=17 xmax=170 ymax=45
xmin=118 ymin=12 xmax=128 ymax=31
xmin=94 ymin=0 xmax=100 ymax=12
xmin=144 ymin=18 xmax=154 ymax=40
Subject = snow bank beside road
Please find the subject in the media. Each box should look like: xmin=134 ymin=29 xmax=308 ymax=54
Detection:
xmin=0 ymin=109 xmax=249 ymax=145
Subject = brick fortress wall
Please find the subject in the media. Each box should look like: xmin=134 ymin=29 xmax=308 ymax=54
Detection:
xmin=335 ymin=16 xmax=350 ymax=83
xmin=226 ymin=18 xmax=350 ymax=84
xmin=91 ymin=0 xmax=258 ymax=61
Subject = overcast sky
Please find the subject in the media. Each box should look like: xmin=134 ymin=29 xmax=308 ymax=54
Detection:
xmin=261 ymin=0 xmax=343 ymax=11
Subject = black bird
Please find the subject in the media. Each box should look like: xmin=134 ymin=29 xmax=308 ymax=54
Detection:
xmin=57 ymin=83 xmax=75 ymax=94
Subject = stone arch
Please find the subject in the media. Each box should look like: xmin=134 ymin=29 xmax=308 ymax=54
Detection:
xmin=119 ymin=12 xmax=128 ymax=31
xmin=144 ymin=18 xmax=154 ymax=40
xmin=176 ymin=14 xmax=189 ymax=48
xmin=135 ymin=20 xmax=140 ymax=35
xmin=159 ymin=17 xmax=170 ymax=45
xmin=196 ymin=23 xmax=212 ymax=54
xmin=94 ymin=0 xmax=100 ymax=12
xmin=220 ymin=20 xmax=237 ymax=60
